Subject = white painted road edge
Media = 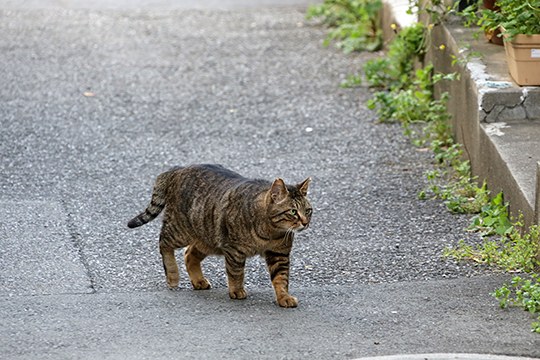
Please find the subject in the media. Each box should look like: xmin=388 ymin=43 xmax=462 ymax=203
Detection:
xmin=355 ymin=354 xmax=540 ymax=360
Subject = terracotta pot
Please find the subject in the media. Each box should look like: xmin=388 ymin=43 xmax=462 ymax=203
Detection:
xmin=482 ymin=0 xmax=502 ymax=45
xmin=503 ymin=33 xmax=540 ymax=85
xmin=485 ymin=27 xmax=504 ymax=46
xmin=483 ymin=0 xmax=499 ymax=11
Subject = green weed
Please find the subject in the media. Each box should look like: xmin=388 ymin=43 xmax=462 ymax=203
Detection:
xmin=364 ymin=22 xmax=427 ymax=90
xmin=468 ymin=192 xmax=513 ymax=237
xmin=493 ymin=275 xmax=540 ymax=333
xmin=444 ymin=227 xmax=539 ymax=272
xmin=446 ymin=219 xmax=539 ymax=271
xmin=306 ymin=0 xmax=383 ymax=53
xmin=340 ymin=74 xmax=363 ymax=88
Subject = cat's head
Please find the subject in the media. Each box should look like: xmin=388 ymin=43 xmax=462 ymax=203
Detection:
xmin=267 ymin=177 xmax=312 ymax=233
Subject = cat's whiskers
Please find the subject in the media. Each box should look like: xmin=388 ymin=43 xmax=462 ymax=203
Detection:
xmin=280 ymin=227 xmax=295 ymax=245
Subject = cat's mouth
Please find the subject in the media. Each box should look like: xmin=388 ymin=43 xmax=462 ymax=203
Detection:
xmin=281 ymin=223 xmax=309 ymax=235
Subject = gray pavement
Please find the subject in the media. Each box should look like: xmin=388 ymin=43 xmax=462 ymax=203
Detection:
xmin=0 ymin=1 xmax=539 ymax=359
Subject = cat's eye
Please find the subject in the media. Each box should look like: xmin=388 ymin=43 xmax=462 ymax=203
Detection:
xmin=306 ymin=208 xmax=312 ymax=216
xmin=289 ymin=209 xmax=298 ymax=216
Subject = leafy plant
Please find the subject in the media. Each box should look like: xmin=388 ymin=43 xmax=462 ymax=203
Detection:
xmin=457 ymin=0 xmax=483 ymax=28
xmin=366 ymin=64 xmax=449 ymax=123
xmin=428 ymin=174 xmax=490 ymax=214
xmin=468 ymin=192 xmax=513 ymax=237
xmin=493 ymin=275 xmax=540 ymax=333
xmin=446 ymin=221 xmax=540 ymax=272
xmin=340 ymin=74 xmax=363 ymax=88
xmin=325 ymin=22 xmax=383 ymax=52
xmin=306 ymin=0 xmax=383 ymax=52
xmin=408 ymin=0 xmax=460 ymax=26
xmin=364 ymin=22 xmax=427 ymax=89
xmin=475 ymin=0 xmax=540 ymax=41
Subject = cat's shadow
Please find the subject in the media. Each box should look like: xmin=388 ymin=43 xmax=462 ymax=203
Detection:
xmin=160 ymin=287 xmax=298 ymax=312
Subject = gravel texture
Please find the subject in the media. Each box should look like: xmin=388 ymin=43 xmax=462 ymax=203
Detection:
xmin=0 ymin=7 xmax=489 ymax=294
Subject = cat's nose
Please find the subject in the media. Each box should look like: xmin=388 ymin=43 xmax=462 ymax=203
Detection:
xmin=297 ymin=218 xmax=309 ymax=230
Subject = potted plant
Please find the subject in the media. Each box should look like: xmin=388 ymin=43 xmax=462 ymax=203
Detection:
xmin=481 ymin=0 xmax=540 ymax=85
xmin=458 ymin=0 xmax=503 ymax=45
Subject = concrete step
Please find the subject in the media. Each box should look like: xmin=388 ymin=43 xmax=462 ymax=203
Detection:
xmin=382 ymin=0 xmax=540 ymax=225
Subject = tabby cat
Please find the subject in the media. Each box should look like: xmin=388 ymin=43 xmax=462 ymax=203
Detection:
xmin=128 ymin=164 xmax=312 ymax=308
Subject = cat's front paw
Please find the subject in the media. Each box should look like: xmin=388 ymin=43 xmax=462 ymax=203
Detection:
xmin=229 ymin=288 xmax=247 ymax=300
xmin=277 ymin=294 xmax=298 ymax=308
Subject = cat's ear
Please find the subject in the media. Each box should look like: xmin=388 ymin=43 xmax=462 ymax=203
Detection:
xmin=270 ymin=178 xmax=289 ymax=203
xmin=297 ymin=177 xmax=311 ymax=196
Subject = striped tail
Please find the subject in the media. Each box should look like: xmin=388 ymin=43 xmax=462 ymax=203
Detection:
xmin=127 ymin=172 xmax=169 ymax=228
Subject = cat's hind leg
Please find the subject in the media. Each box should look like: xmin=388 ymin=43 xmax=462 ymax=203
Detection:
xmin=159 ymin=224 xmax=182 ymax=288
xmin=184 ymin=245 xmax=211 ymax=290
xmin=160 ymin=242 xmax=180 ymax=288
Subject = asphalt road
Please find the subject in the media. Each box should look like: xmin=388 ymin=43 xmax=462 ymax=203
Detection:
xmin=0 ymin=1 xmax=539 ymax=359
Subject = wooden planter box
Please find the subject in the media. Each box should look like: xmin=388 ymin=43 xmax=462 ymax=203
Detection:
xmin=504 ymin=33 xmax=540 ymax=86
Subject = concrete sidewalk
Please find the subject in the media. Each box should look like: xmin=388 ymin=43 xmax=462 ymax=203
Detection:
xmin=2 ymin=276 xmax=539 ymax=359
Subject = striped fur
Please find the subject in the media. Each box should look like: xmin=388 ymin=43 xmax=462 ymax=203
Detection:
xmin=127 ymin=168 xmax=179 ymax=228
xmin=127 ymin=164 xmax=312 ymax=307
